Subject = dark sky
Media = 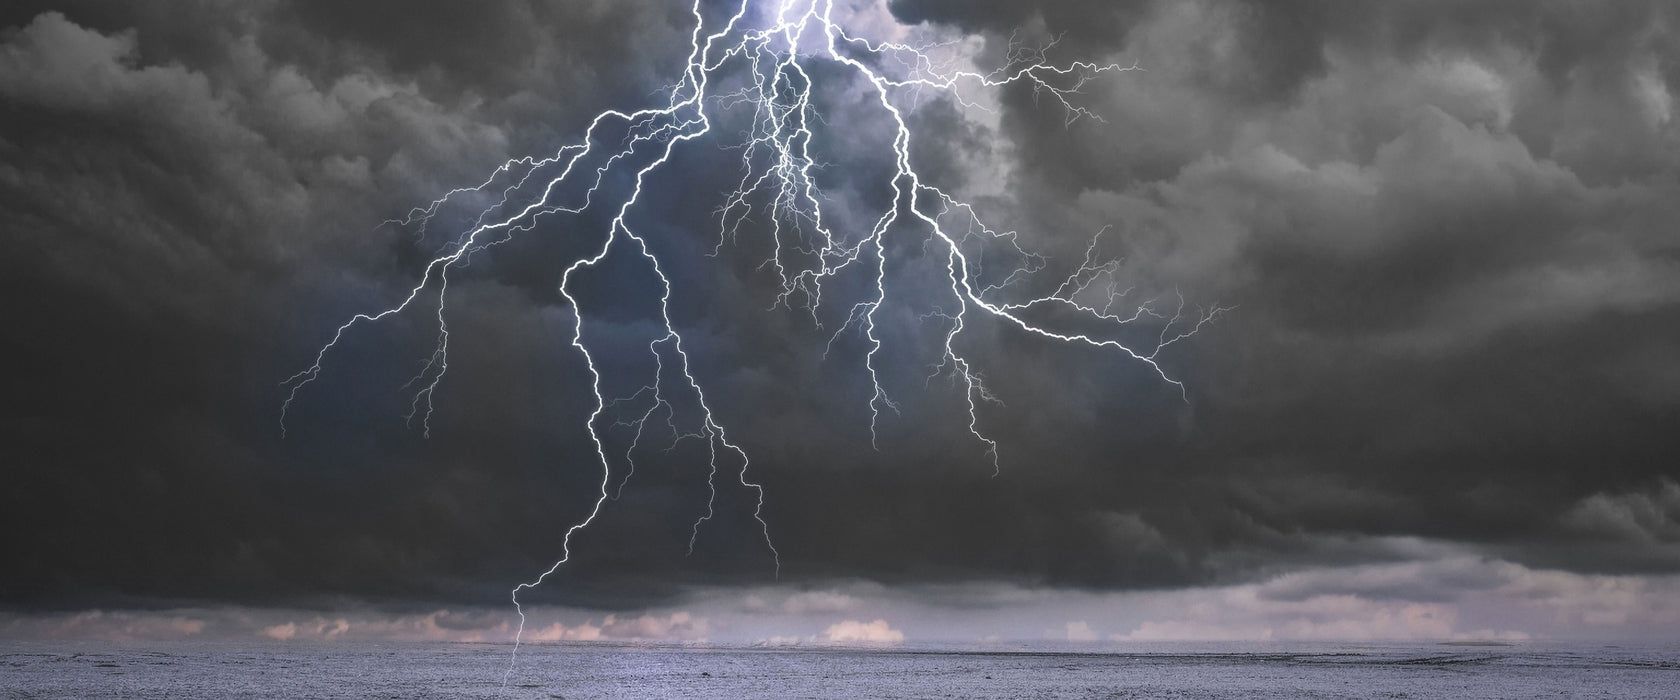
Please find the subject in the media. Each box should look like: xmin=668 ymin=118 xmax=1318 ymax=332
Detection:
xmin=2 ymin=0 xmax=1678 ymax=642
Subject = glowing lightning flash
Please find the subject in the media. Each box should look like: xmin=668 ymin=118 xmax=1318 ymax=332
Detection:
xmin=279 ymin=0 xmax=1223 ymax=686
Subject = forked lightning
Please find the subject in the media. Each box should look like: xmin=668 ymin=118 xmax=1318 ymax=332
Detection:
xmin=279 ymin=0 xmax=1222 ymax=685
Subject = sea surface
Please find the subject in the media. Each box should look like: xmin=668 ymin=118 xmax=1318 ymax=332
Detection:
xmin=3 ymin=639 xmax=1676 ymax=698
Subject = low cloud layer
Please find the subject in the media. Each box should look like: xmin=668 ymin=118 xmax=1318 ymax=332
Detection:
xmin=6 ymin=548 xmax=1677 ymax=643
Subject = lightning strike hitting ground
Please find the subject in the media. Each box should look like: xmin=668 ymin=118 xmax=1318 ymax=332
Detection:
xmin=279 ymin=0 xmax=1223 ymax=685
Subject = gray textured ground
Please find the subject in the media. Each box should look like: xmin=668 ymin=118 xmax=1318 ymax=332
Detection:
xmin=3 ymin=640 xmax=1676 ymax=698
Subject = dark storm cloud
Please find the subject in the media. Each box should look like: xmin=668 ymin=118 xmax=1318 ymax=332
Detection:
xmin=0 ymin=1 xmax=699 ymax=607
xmin=3 ymin=0 xmax=1679 ymax=618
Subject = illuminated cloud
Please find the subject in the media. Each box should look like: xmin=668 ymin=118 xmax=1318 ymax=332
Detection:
xmin=821 ymin=619 xmax=904 ymax=644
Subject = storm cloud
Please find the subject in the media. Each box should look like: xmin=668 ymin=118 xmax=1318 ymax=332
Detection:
xmin=3 ymin=0 xmax=1678 ymax=641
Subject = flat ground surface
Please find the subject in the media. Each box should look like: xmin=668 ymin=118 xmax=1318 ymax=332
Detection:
xmin=3 ymin=639 xmax=1676 ymax=698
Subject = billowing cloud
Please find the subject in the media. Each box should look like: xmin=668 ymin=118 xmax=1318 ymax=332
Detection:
xmin=2 ymin=0 xmax=1679 ymax=642
xmin=820 ymin=619 xmax=905 ymax=644
xmin=1060 ymin=620 xmax=1097 ymax=642
xmin=1562 ymin=479 xmax=1680 ymax=544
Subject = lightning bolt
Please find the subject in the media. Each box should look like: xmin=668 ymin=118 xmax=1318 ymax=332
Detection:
xmin=279 ymin=0 xmax=1225 ymax=686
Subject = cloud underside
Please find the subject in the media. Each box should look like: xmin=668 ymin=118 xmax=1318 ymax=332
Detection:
xmin=1 ymin=0 xmax=1678 ymax=633
xmin=6 ymin=552 xmax=1678 ymax=642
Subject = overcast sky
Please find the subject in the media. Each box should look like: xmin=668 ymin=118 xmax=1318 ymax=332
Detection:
xmin=3 ymin=0 xmax=1678 ymax=645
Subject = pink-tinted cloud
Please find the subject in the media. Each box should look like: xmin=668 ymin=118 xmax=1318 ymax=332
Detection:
xmin=821 ymin=619 xmax=904 ymax=644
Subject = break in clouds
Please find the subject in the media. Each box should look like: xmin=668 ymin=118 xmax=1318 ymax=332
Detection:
xmin=2 ymin=0 xmax=1678 ymax=642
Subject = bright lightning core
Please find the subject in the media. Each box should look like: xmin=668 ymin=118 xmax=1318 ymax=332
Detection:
xmin=280 ymin=0 xmax=1222 ymax=682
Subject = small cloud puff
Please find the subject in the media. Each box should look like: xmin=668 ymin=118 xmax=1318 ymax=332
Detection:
xmin=820 ymin=619 xmax=904 ymax=644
